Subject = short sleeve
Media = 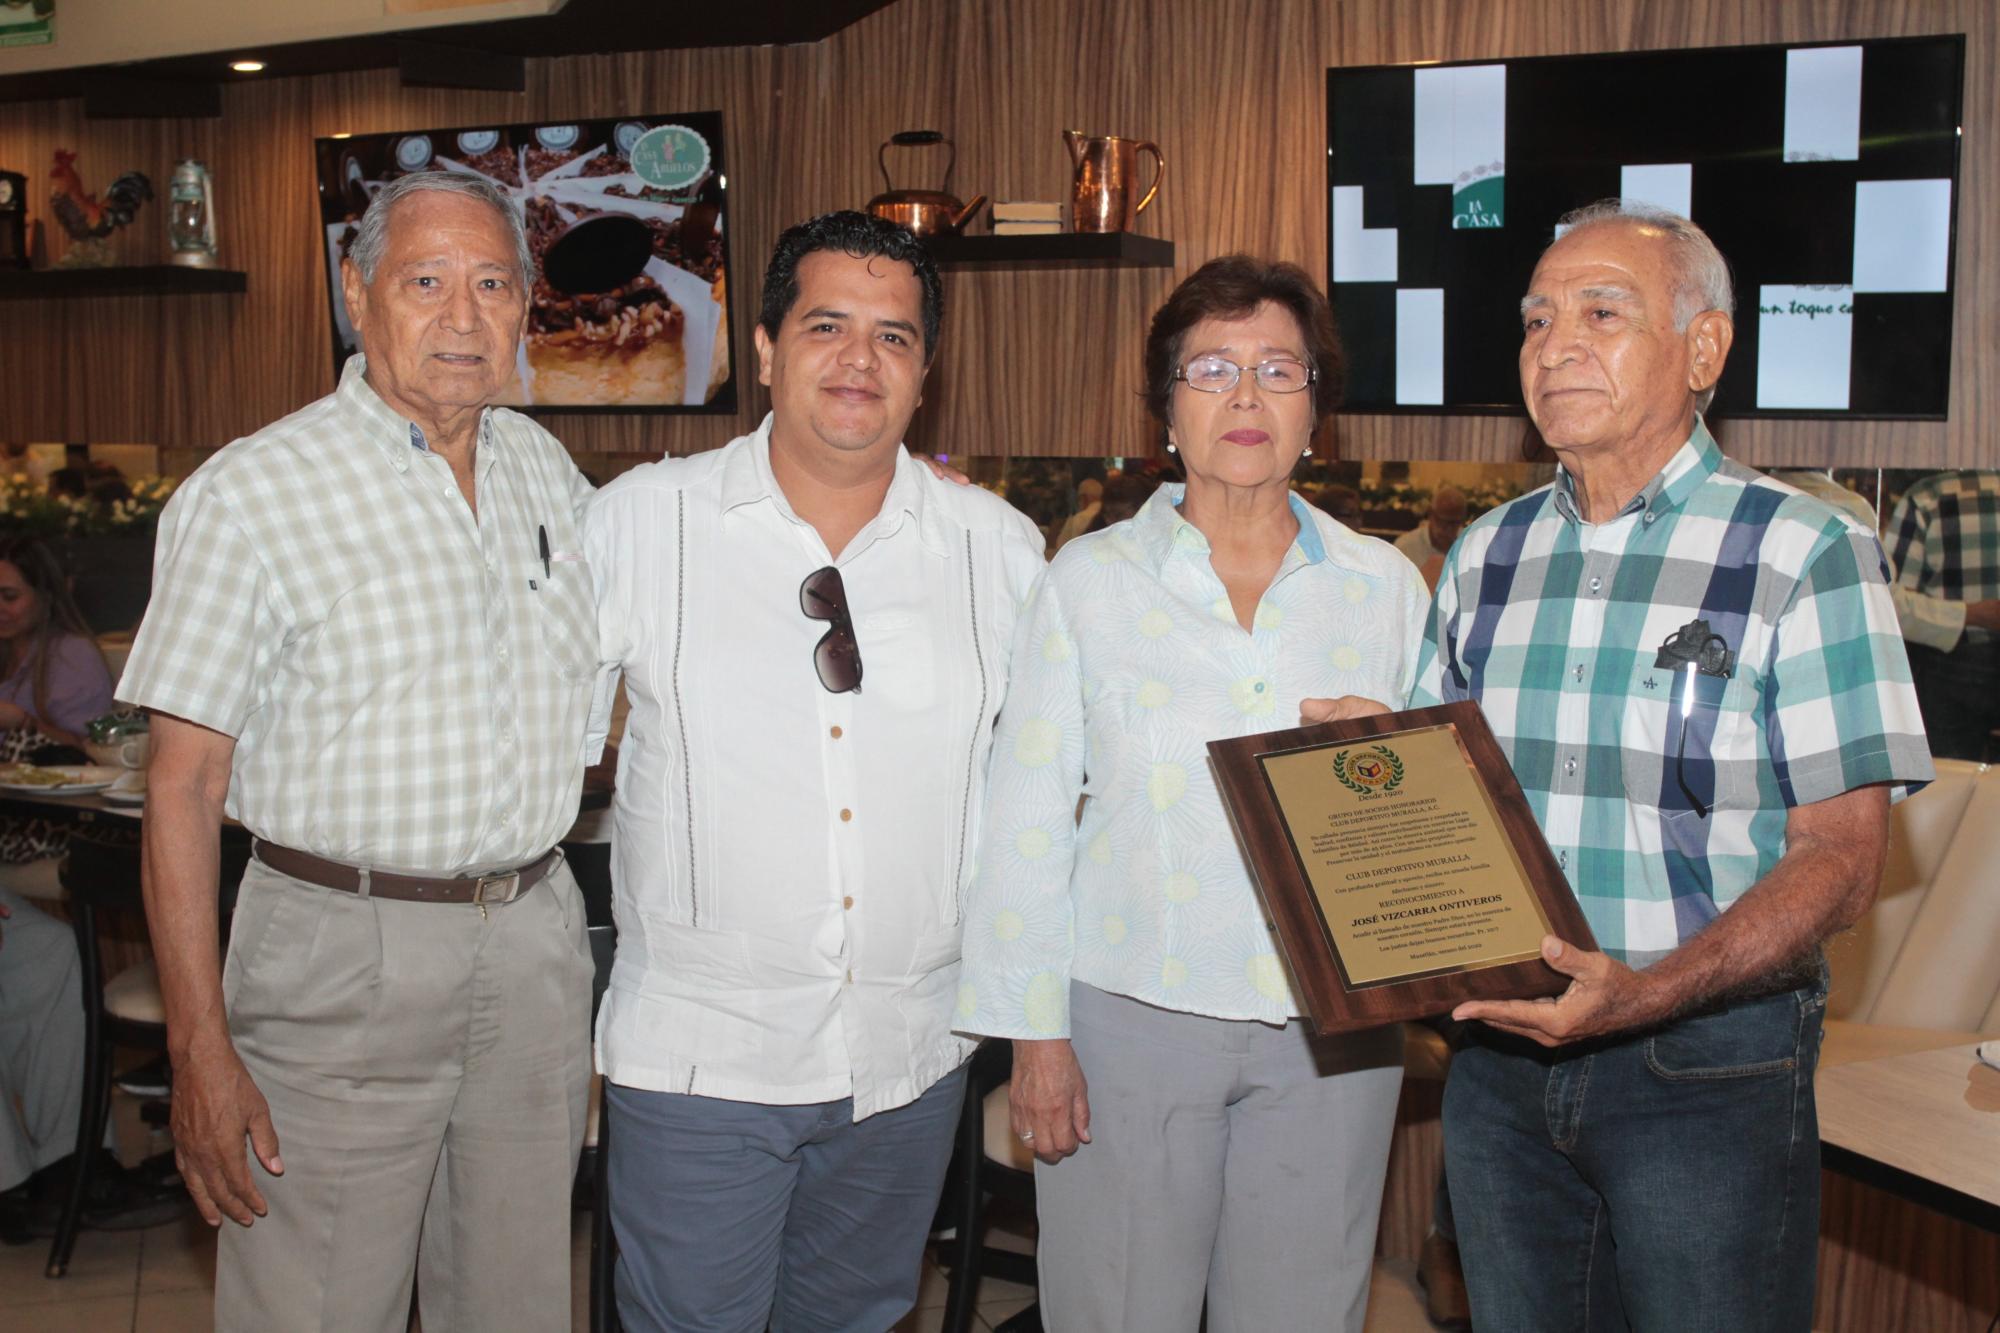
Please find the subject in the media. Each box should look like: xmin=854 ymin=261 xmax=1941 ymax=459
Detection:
xmin=1884 ymin=487 xmax=1931 ymax=594
xmin=116 ymin=475 xmax=286 ymax=737
xmin=569 ymin=452 xmax=597 ymax=526
xmin=1889 ymin=584 xmax=1968 ymax=654
xmin=39 ymin=636 xmax=116 ymax=735
xmin=581 ymin=484 xmax=650 ymax=762
xmin=1765 ymin=526 xmax=1934 ymax=807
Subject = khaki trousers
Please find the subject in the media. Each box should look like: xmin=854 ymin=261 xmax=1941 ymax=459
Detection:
xmin=213 ymin=854 xmax=594 ymax=1333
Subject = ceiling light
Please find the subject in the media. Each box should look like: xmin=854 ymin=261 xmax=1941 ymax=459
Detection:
xmin=230 ymin=59 xmax=265 ymax=73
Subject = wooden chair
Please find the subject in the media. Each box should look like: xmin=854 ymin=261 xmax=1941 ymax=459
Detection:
xmin=562 ymin=835 xmax=622 ymax=1333
xmin=585 ymin=917 xmax=618 ymax=1333
xmin=941 ymin=1038 xmax=1041 ymax=1333
xmin=47 ymin=823 xmax=248 ymax=1278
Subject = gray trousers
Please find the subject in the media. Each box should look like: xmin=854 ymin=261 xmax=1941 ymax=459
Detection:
xmin=607 ymin=1064 xmax=968 ymax=1333
xmin=214 ymin=855 xmax=595 ymax=1333
xmin=0 ymin=886 xmax=83 ymax=1192
xmin=1035 ymin=983 xmax=1405 ymax=1333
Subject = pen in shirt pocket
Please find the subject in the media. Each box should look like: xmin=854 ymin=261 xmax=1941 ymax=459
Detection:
xmin=530 ymin=523 xmax=585 ymax=591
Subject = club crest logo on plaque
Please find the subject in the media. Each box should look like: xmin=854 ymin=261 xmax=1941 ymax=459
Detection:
xmin=1333 ymin=744 xmax=1405 ymax=795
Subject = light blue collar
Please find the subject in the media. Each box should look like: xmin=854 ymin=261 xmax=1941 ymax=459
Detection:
xmin=1131 ymin=484 xmax=1326 ymax=572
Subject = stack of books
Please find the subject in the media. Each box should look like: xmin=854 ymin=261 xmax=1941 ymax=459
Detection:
xmin=991 ymin=201 xmax=1063 ymax=236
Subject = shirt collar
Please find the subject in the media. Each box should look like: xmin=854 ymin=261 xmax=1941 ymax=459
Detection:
xmin=335 ymin=354 xmax=495 ymax=475
xmin=1550 ymin=416 xmax=1722 ymax=526
xmin=719 ymin=412 xmax=951 ymax=557
xmin=1131 ymin=483 xmax=1327 ymax=573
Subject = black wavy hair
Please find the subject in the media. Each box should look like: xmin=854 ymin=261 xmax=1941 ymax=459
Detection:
xmin=758 ymin=211 xmax=946 ymax=362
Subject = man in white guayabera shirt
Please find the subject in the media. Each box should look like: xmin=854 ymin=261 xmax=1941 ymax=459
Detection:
xmin=120 ymin=173 xmax=597 ymax=1332
xmin=582 ymin=212 xmax=1045 ymax=1332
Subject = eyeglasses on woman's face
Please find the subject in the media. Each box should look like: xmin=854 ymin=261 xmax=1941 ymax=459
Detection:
xmin=1173 ymin=354 xmax=1316 ymax=395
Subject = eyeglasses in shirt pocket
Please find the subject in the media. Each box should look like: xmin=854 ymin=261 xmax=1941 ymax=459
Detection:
xmin=1617 ymin=663 xmax=1750 ymax=822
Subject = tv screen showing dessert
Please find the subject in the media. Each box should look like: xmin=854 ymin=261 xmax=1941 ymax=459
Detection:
xmin=314 ymin=111 xmax=733 ymax=413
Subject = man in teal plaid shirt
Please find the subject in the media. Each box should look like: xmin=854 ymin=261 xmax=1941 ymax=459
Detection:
xmin=1407 ymin=201 xmax=1932 ymax=1330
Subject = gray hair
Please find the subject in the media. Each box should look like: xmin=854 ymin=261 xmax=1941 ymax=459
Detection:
xmin=1549 ymin=199 xmax=1734 ymax=412
xmin=347 ymin=171 xmax=532 ymax=287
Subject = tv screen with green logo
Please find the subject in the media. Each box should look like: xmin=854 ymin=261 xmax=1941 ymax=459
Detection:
xmin=1327 ymin=37 xmax=1963 ymax=420
xmin=314 ymin=110 xmax=733 ymax=414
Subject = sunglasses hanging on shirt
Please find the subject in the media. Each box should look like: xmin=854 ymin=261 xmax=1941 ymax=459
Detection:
xmin=800 ymin=565 xmax=863 ymax=695
xmin=1653 ymin=618 xmax=1735 ymax=819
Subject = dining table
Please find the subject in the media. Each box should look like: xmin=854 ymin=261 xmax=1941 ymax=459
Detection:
xmin=1816 ymin=1022 xmax=2000 ymax=1234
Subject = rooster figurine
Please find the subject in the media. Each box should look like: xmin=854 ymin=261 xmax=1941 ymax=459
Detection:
xmin=50 ymin=149 xmax=153 ymax=269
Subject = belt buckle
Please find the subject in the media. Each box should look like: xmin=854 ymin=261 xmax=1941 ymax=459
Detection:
xmin=473 ymin=872 xmax=521 ymax=906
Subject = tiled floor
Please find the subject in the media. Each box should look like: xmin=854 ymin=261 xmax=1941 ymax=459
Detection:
xmin=3 ymin=1219 xmax=1436 ymax=1332
xmin=0 ymin=1092 xmax=1437 ymax=1331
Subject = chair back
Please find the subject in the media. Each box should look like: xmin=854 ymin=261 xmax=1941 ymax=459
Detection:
xmin=59 ymin=824 xmax=253 ymax=918
xmin=59 ymin=826 xmax=143 ymax=914
xmin=1826 ymin=758 xmax=2000 ymax=1034
xmin=1864 ymin=763 xmax=2000 ymax=1033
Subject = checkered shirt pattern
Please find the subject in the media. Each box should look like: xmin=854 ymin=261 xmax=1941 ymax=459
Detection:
xmin=119 ymin=357 xmax=598 ymax=875
xmin=1886 ymin=471 xmax=2000 ymax=638
xmin=1409 ymin=422 xmax=1933 ymax=966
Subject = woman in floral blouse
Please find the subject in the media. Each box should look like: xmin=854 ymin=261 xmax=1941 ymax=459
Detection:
xmin=958 ymin=257 xmax=1430 ymax=1332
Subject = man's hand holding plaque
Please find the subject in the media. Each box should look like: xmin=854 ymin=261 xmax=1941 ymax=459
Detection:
xmin=1293 ymin=687 xmax=1659 ymax=1046
xmin=1450 ymin=935 xmax=1674 ymax=1047
xmin=1208 ymin=701 xmax=1597 ymax=1035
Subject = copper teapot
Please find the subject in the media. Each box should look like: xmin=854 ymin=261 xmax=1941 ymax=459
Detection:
xmin=865 ymin=131 xmax=987 ymax=238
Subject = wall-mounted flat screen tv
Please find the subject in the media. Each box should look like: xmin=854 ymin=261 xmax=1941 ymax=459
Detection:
xmin=315 ymin=110 xmax=733 ymax=413
xmin=1327 ymin=36 xmax=1964 ymax=420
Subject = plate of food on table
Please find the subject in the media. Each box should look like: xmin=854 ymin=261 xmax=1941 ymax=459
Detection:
xmin=0 ymin=763 xmax=122 ymax=795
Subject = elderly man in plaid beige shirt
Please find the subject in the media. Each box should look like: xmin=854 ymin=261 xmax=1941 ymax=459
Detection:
xmin=119 ymin=173 xmax=598 ymax=1332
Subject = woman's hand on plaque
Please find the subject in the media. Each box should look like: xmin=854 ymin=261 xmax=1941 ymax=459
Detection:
xmin=1299 ymin=695 xmax=1393 ymax=726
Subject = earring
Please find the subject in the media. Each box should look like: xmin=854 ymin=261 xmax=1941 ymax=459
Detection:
xmin=1302 ymin=446 xmax=1313 ymax=457
xmin=1166 ymin=443 xmax=1177 ymax=453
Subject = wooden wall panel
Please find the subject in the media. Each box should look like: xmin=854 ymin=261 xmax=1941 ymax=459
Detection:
xmin=0 ymin=0 xmax=1994 ymax=469
xmin=1816 ymin=1168 xmax=2000 ymax=1332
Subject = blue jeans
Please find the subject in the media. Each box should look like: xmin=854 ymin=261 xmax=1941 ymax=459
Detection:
xmin=1443 ymin=972 xmax=1827 ymax=1332
xmin=607 ymin=1065 xmax=966 ymax=1333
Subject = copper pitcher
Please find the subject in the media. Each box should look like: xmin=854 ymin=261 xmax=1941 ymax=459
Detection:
xmin=1063 ymin=130 xmax=1164 ymax=233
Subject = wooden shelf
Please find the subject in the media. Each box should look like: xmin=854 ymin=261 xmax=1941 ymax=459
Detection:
xmin=0 ymin=266 xmax=248 ymax=300
xmin=926 ymin=232 xmax=1175 ymax=270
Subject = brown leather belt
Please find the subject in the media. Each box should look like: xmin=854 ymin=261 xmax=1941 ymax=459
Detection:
xmin=252 ymin=839 xmax=560 ymax=906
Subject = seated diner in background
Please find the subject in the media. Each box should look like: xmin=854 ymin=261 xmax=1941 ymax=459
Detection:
xmin=1393 ymin=484 xmax=1465 ymax=590
xmin=0 ymin=536 xmax=115 ymax=755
